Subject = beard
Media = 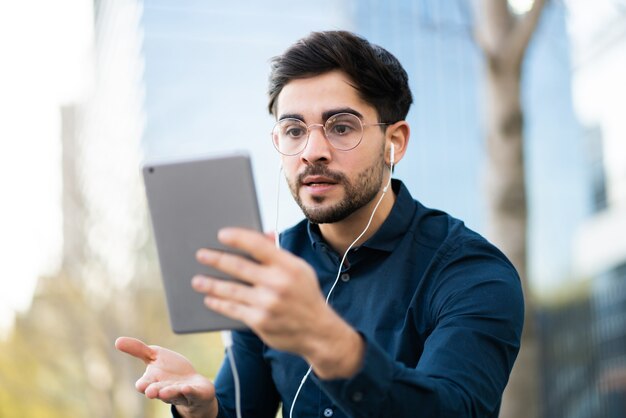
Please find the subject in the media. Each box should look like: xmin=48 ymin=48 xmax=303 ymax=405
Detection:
xmin=287 ymin=151 xmax=386 ymax=224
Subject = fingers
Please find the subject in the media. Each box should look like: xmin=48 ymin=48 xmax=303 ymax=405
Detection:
xmin=202 ymin=293 xmax=262 ymax=324
xmin=218 ymin=228 xmax=282 ymax=264
xmin=264 ymin=230 xmax=277 ymax=243
xmin=196 ymin=248 xmax=265 ymax=286
xmin=196 ymin=228 xmax=295 ymax=287
xmin=143 ymin=379 xmax=215 ymax=408
xmin=192 ymin=262 xmax=278 ymax=327
xmin=144 ymin=380 xmax=169 ymax=399
xmin=196 ymin=228 xmax=293 ymax=285
xmin=144 ymin=380 xmax=191 ymax=402
xmin=115 ymin=337 xmax=156 ymax=364
xmin=192 ymin=275 xmax=260 ymax=304
xmin=192 ymin=274 xmax=279 ymax=326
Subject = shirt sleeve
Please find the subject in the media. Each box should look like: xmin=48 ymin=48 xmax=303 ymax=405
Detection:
xmin=313 ymin=239 xmax=524 ymax=418
xmin=170 ymin=400 xmax=234 ymax=418
xmin=214 ymin=330 xmax=281 ymax=418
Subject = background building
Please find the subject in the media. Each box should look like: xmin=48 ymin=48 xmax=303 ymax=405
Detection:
xmin=538 ymin=1 xmax=626 ymax=416
xmin=140 ymin=0 xmax=355 ymax=232
xmin=141 ymin=0 xmax=589 ymax=294
xmin=1 ymin=0 xmax=624 ymax=416
xmin=140 ymin=2 xmax=624 ymax=417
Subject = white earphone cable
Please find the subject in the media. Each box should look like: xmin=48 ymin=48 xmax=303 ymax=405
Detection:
xmin=226 ymin=149 xmax=395 ymax=418
xmin=289 ymin=158 xmax=394 ymax=418
xmin=223 ymin=162 xmax=284 ymax=418
xmin=221 ymin=331 xmax=242 ymax=418
xmin=275 ymin=164 xmax=283 ymax=248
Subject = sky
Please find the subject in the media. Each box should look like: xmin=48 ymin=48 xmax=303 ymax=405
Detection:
xmin=0 ymin=0 xmax=623 ymax=335
xmin=0 ymin=0 xmax=93 ymax=335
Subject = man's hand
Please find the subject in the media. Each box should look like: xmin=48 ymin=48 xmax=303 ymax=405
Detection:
xmin=115 ymin=337 xmax=218 ymax=418
xmin=191 ymin=228 xmax=364 ymax=379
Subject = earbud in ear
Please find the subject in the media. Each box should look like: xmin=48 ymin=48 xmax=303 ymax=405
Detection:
xmin=383 ymin=143 xmax=395 ymax=193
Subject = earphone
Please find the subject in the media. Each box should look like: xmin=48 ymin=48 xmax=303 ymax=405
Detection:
xmin=383 ymin=143 xmax=395 ymax=193
xmin=275 ymin=163 xmax=283 ymax=248
xmin=234 ymin=143 xmax=397 ymax=418
xmin=289 ymin=142 xmax=396 ymax=418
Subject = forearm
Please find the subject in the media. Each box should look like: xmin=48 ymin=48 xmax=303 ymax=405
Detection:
xmin=313 ymin=334 xmax=495 ymax=418
xmin=172 ymin=403 xmax=218 ymax=418
xmin=313 ymin=295 xmax=522 ymax=418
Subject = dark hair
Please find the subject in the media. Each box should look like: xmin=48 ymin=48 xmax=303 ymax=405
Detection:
xmin=268 ymin=31 xmax=413 ymax=123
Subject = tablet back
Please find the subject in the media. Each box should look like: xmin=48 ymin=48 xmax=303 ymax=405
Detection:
xmin=143 ymin=153 xmax=261 ymax=333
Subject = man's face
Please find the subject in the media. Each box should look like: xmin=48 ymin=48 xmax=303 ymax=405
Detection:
xmin=275 ymin=70 xmax=387 ymax=224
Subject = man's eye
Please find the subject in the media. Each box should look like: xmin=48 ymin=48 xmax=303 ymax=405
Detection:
xmin=285 ymin=126 xmax=306 ymax=138
xmin=330 ymin=124 xmax=354 ymax=136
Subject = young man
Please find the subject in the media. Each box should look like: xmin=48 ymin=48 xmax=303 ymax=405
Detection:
xmin=116 ymin=31 xmax=523 ymax=418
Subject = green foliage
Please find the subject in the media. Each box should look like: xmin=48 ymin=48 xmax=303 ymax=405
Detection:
xmin=0 ymin=270 xmax=226 ymax=418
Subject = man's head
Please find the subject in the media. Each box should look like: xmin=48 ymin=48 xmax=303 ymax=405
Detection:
xmin=269 ymin=31 xmax=412 ymax=225
xmin=268 ymin=31 xmax=413 ymax=124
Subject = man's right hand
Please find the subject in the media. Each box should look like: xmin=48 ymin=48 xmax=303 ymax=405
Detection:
xmin=115 ymin=337 xmax=218 ymax=418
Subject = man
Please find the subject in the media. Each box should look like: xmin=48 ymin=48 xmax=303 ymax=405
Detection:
xmin=117 ymin=31 xmax=524 ymax=418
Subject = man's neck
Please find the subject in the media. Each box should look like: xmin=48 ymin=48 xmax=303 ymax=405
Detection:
xmin=318 ymin=187 xmax=396 ymax=255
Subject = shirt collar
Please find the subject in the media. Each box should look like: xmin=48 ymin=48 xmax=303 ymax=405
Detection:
xmin=306 ymin=179 xmax=416 ymax=253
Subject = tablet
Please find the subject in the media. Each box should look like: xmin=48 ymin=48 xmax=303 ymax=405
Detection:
xmin=142 ymin=153 xmax=262 ymax=333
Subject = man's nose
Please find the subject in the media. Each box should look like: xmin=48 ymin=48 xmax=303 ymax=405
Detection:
xmin=300 ymin=125 xmax=331 ymax=163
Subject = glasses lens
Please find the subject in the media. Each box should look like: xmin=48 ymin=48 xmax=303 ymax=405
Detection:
xmin=271 ymin=113 xmax=365 ymax=155
xmin=272 ymin=119 xmax=308 ymax=155
xmin=325 ymin=113 xmax=363 ymax=150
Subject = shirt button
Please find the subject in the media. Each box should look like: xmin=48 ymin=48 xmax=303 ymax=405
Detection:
xmin=323 ymin=407 xmax=334 ymax=417
xmin=340 ymin=273 xmax=350 ymax=282
xmin=351 ymin=391 xmax=364 ymax=402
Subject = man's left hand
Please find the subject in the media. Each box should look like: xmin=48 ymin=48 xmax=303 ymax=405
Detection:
xmin=191 ymin=227 xmax=364 ymax=379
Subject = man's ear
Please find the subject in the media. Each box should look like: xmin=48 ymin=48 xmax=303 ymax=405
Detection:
xmin=385 ymin=121 xmax=410 ymax=166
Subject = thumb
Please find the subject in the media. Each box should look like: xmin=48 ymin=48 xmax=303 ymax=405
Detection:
xmin=264 ymin=230 xmax=278 ymax=244
xmin=115 ymin=336 xmax=157 ymax=364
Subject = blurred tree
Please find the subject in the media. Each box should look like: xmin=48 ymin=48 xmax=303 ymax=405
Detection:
xmin=474 ymin=0 xmax=547 ymax=417
xmin=0 ymin=247 xmax=222 ymax=418
xmin=0 ymin=99 xmax=223 ymax=417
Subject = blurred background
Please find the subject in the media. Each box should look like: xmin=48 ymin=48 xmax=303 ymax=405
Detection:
xmin=0 ymin=0 xmax=624 ymax=417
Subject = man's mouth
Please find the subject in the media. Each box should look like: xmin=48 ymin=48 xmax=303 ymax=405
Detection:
xmin=301 ymin=176 xmax=338 ymax=187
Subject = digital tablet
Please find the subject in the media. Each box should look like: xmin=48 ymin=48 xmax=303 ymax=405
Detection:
xmin=142 ymin=153 xmax=262 ymax=333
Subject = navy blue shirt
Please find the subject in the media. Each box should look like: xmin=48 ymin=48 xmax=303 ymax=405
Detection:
xmin=194 ymin=180 xmax=523 ymax=418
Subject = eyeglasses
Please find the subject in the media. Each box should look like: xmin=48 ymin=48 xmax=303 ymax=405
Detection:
xmin=271 ymin=112 xmax=389 ymax=156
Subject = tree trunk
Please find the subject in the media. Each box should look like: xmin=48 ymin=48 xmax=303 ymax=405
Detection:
xmin=485 ymin=58 xmax=538 ymax=418
xmin=476 ymin=1 xmax=547 ymax=417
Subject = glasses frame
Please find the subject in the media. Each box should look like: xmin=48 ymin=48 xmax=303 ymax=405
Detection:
xmin=271 ymin=112 xmax=390 ymax=156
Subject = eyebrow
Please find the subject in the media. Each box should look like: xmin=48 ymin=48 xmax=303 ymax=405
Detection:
xmin=278 ymin=107 xmax=365 ymax=122
xmin=322 ymin=108 xmax=364 ymax=121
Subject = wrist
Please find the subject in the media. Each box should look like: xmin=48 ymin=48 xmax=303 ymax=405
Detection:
xmin=175 ymin=400 xmax=218 ymax=418
xmin=304 ymin=310 xmax=365 ymax=380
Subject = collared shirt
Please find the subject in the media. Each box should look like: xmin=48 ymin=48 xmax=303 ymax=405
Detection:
xmin=185 ymin=180 xmax=523 ymax=418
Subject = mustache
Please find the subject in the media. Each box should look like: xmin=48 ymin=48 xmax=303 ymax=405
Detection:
xmin=296 ymin=165 xmax=347 ymax=186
